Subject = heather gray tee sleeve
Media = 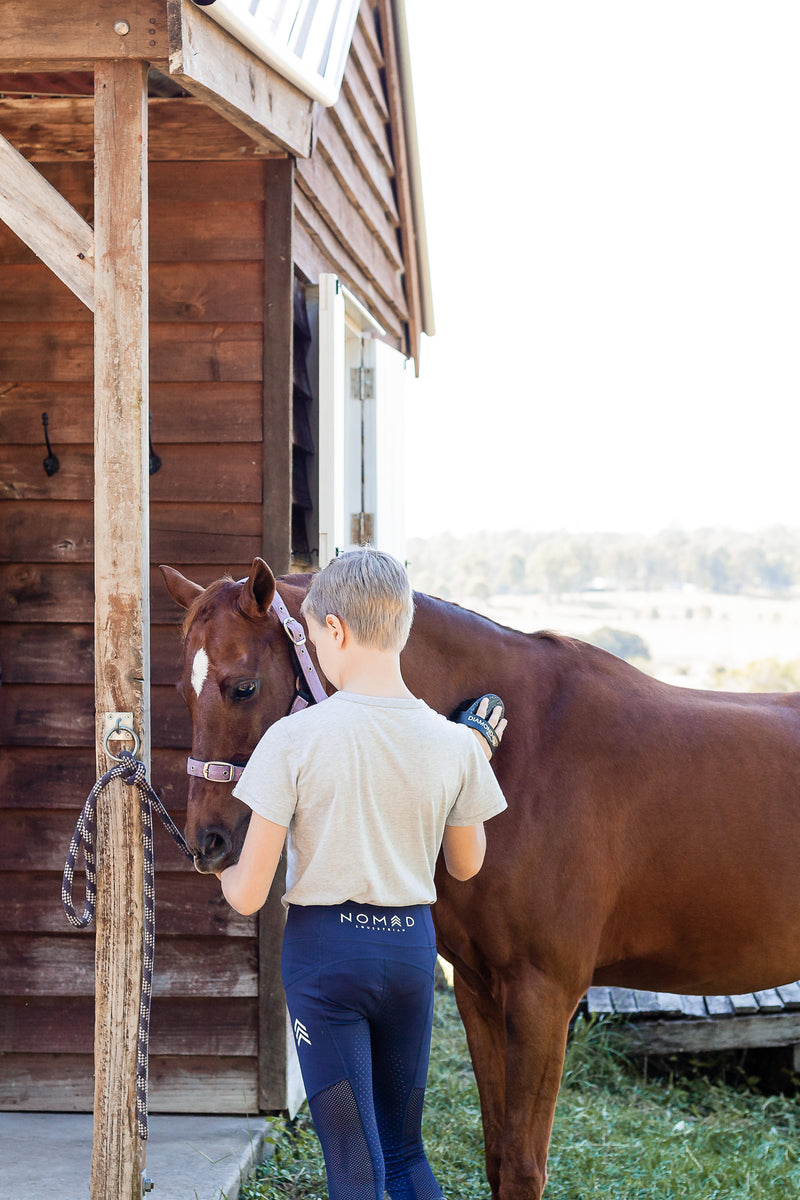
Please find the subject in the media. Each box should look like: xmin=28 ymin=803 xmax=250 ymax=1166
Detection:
xmin=233 ymin=717 xmax=299 ymax=827
xmin=444 ymin=733 xmax=508 ymax=826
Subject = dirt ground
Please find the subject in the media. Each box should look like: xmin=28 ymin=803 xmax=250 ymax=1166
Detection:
xmin=462 ymin=588 xmax=800 ymax=690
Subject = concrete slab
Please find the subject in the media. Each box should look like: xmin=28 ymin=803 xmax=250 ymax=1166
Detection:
xmin=0 ymin=1112 xmax=279 ymax=1200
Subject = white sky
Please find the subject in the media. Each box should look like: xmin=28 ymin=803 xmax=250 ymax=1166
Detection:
xmin=401 ymin=2 xmax=800 ymax=538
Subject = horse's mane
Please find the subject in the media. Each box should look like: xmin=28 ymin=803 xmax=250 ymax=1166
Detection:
xmin=531 ymin=628 xmax=585 ymax=653
xmin=415 ymin=589 xmax=585 ymax=654
xmin=179 ymin=572 xmax=585 ymax=657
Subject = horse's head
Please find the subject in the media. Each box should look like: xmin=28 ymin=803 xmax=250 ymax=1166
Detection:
xmin=160 ymin=558 xmax=312 ymax=874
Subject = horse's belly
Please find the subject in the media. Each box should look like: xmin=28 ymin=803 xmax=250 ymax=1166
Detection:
xmin=593 ymin=954 xmax=800 ymax=996
xmin=595 ymin=876 xmax=800 ymax=995
xmin=590 ymin=752 xmax=800 ymax=993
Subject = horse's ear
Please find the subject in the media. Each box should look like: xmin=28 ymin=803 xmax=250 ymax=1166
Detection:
xmin=159 ymin=564 xmax=205 ymax=610
xmin=239 ymin=557 xmax=276 ymax=619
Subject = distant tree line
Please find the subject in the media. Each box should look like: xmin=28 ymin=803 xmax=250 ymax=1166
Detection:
xmin=406 ymin=527 xmax=800 ymax=601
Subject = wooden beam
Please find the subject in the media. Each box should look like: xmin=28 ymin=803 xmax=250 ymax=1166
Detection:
xmin=0 ymin=0 xmax=169 ymax=69
xmin=91 ymin=58 xmax=150 ymax=1200
xmin=261 ymin=158 xmax=294 ymax=574
xmin=623 ymin=1011 xmax=800 ymax=1056
xmin=0 ymin=96 xmax=286 ymax=161
xmin=166 ymin=0 xmax=314 ymax=158
xmin=0 ymin=131 xmax=94 ymax=309
xmin=147 ymin=96 xmax=286 ymax=159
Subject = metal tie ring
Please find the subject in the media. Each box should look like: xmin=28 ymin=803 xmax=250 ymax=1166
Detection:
xmin=103 ymin=719 xmax=141 ymax=761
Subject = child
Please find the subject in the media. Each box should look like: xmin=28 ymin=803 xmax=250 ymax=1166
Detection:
xmin=218 ymin=548 xmax=508 ymax=1200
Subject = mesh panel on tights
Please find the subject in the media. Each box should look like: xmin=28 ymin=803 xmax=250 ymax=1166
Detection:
xmin=310 ymin=1076 xmax=383 ymax=1200
xmin=403 ymin=1086 xmax=425 ymax=1149
xmin=384 ymin=1087 xmax=443 ymax=1200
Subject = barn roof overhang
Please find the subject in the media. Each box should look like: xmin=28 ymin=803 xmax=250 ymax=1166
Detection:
xmin=190 ymin=0 xmax=361 ymax=108
xmin=0 ymin=0 xmax=432 ymax=362
xmin=0 ymin=0 xmax=314 ymax=157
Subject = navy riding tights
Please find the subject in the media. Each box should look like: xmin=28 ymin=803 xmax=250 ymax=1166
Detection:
xmin=281 ymin=903 xmax=444 ymax=1200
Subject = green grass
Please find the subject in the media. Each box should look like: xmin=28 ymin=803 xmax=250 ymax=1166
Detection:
xmin=241 ymin=987 xmax=800 ymax=1199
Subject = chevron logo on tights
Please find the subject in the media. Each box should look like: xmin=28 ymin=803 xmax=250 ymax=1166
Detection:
xmin=294 ymin=1019 xmax=311 ymax=1047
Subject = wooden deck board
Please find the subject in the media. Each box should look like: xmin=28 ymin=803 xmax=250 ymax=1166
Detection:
xmin=586 ymin=986 xmax=614 ymax=1013
xmin=729 ymin=993 xmax=760 ymax=1015
xmin=777 ymin=983 xmax=800 ymax=1008
xmin=587 ymin=985 xmax=800 ymax=1019
xmin=654 ymin=992 xmax=685 ymax=1016
xmin=705 ymin=994 xmax=735 ymax=1017
xmin=678 ymin=994 xmax=708 ymax=1018
xmin=753 ymin=988 xmax=785 ymax=1012
xmin=584 ymin=982 xmax=800 ymax=1054
xmin=608 ymin=987 xmax=639 ymax=1013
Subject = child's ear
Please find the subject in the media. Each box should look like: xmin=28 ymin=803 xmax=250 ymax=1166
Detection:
xmin=326 ymin=614 xmax=345 ymax=643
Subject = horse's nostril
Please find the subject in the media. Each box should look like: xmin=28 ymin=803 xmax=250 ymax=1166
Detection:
xmin=198 ymin=826 xmax=233 ymax=864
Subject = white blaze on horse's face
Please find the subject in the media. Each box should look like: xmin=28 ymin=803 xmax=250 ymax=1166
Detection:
xmin=191 ymin=647 xmax=210 ymax=699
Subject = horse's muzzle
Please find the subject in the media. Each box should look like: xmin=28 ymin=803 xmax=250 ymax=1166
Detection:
xmin=191 ymin=817 xmax=248 ymax=874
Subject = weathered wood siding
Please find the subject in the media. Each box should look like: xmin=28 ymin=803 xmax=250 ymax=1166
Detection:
xmin=0 ymin=0 xmax=418 ymax=1113
xmin=294 ymin=0 xmax=411 ymax=350
xmin=0 ymin=156 xmax=266 ymax=1112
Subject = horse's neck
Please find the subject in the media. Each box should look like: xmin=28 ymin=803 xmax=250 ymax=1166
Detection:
xmin=276 ymin=575 xmax=314 ymax=618
xmin=277 ymin=578 xmax=516 ymax=712
xmin=403 ymin=593 xmax=513 ymax=713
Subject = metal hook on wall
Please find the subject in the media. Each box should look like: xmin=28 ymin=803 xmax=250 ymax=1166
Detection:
xmin=148 ymin=413 xmax=162 ymax=476
xmin=41 ymin=412 xmax=60 ymax=476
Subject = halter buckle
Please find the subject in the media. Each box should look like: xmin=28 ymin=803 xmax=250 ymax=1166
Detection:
xmin=202 ymin=760 xmax=236 ymax=783
xmin=282 ymin=616 xmax=307 ymax=646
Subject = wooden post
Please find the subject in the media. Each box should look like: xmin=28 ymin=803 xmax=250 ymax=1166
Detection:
xmin=91 ymin=59 xmax=151 ymax=1200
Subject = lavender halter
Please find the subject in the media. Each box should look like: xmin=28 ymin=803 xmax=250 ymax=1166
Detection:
xmin=186 ymin=589 xmax=329 ymax=785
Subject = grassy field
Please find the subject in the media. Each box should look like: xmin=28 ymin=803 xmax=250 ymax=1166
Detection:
xmin=457 ymin=588 xmax=800 ymax=691
xmin=241 ymin=985 xmax=800 ymax=1199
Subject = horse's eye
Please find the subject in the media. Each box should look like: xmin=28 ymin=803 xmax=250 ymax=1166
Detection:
xmin=232 ymin=680 xmax=258 ymax=702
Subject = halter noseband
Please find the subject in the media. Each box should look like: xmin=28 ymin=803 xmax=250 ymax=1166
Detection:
xmin=186 ymin=588 xmax=329 ymax=785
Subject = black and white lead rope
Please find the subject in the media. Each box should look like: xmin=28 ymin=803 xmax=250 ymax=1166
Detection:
xmin=62 ymin=751 xmax=193 ymax=1140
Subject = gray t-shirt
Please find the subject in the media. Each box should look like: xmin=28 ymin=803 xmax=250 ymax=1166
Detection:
xmin=232 ymin=691 xmax=508 ymax=908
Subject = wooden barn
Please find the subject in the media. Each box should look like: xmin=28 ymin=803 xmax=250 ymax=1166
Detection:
xmin=0 ymin=0 xmax=433 ymax=1150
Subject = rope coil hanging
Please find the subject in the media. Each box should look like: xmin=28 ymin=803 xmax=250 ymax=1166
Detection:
xmin=62 ymin=751 xmax=193 ymax=1140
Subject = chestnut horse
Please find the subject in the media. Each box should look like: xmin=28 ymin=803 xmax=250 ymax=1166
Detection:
xmin=161 ymin=558 xmax=800 ymax=1199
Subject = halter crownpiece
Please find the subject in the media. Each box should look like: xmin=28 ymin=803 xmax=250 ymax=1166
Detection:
xmin=186 ymin=588 xmax=329 ymax=784
xmin=269 ymin=590 xmax=329 ymax=708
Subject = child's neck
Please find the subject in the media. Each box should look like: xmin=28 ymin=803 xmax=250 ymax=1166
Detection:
xmin=337 ymin=646 xmax=414 ymax=699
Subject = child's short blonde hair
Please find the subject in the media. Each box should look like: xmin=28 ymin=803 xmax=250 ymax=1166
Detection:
xmin=301 ymin=548 xmax=414 ymax=651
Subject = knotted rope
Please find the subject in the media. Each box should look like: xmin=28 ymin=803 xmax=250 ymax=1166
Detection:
xmin=62 ymin=751 xmax=193 ymax=1140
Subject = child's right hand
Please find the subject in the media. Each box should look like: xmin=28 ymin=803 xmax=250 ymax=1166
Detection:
xmin=472 ymin=697 xmax=507 ymax=760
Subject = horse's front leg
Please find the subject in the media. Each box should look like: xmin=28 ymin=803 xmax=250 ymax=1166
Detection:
xmin=496 ymin=965 xmax=582 ymax=1200
xmin=452 ymin=970 xmax=507 ymax=1196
